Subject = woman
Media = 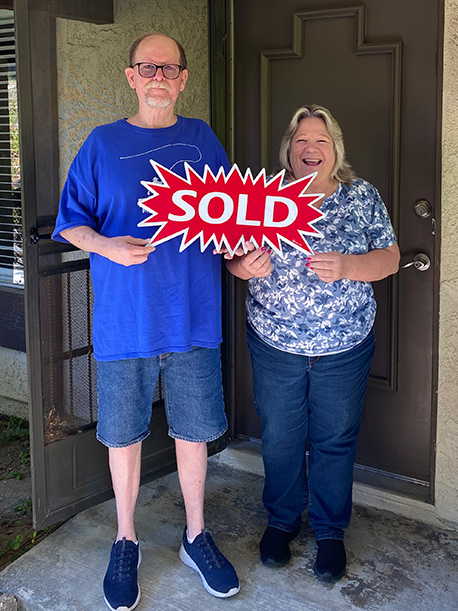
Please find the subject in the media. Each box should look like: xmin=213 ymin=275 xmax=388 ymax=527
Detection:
xmin=226 ymin=105 xmax=400 ymax=581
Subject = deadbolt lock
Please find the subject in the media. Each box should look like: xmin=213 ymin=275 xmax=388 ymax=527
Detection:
xmin=414 ymin=199 xmax=432 ymax=218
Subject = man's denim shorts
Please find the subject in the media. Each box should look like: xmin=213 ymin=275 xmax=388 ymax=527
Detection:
xmin=96 ymin=346 xmax=228 ymax=448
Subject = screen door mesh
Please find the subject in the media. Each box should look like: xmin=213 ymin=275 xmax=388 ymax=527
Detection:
xmin=40 ymin=266 xmax=163 ymax=443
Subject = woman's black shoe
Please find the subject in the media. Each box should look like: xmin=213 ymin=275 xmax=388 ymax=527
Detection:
xmin=259 ymin=525 xmax=301 ymax=567
xmin=313 ymin=539 xmax=346 ymax=582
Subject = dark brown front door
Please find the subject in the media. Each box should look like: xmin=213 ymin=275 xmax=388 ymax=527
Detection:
xmin=227 ymin=0 xmax=441 ymax=499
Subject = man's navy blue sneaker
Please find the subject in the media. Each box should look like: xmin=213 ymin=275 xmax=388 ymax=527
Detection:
xmin=103 ymin=537 xmax=141 ymax=611
xmin=179 ymin=528 xmax=240 ymax=597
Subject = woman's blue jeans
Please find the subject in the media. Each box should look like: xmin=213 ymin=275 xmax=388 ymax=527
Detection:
xmin=246 ymin=324 xmax=375 ymax=541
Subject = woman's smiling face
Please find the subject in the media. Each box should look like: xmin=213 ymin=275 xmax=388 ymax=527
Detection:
xmin=290 ymin=117 xmax=336 ymax=185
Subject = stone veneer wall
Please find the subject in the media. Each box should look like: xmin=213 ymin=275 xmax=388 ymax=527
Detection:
xmin=56 ymin=0 xmax=210 ymax=182
xmin=435 ymin=0 xmax=458 ymax=525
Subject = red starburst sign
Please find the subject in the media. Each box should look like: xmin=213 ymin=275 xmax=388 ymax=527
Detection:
xmin=137 ymin=161 xmax=324 ymax=256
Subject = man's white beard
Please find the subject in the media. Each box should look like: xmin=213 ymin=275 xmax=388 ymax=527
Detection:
xmin=145 ymin=83 xmax=173 ymax=108
xmin=145 ymin=95 xmax=173 ymax=109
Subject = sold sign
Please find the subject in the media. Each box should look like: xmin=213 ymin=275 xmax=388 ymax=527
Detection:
xmin=137 ymin=161 xmax=324 ymax=256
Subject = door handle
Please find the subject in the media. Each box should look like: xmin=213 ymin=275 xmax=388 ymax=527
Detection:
xmin=30 ymin=226 xmax=52 ymax=245
xmin=400 ymin=253 xmax=431 ymax=271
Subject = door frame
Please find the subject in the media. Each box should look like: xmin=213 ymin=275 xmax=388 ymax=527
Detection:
xmin=209 ymin=0 xmax=444 ymax=502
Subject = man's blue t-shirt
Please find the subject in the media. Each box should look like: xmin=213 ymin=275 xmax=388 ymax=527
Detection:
xmin=53 ymin=117 xmax=230 ymax=361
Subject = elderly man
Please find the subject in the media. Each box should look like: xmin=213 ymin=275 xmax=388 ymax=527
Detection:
xmin=52 ymin=32 xmax=239 ymax=610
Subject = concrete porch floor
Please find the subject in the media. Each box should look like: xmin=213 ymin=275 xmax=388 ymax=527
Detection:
xmin=1 ymin=447 xmax=458 ymax=611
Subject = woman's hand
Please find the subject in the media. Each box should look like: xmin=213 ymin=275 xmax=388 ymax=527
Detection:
xmin=306 ymin=252 xmax=347 ymax=282
xmin=307 ymin=243 xmax=400 ymax=283
xmin=224 ymin=242 xmax=273 ymax=280
xmin=213 ymin=242 xmax=251 ymax=259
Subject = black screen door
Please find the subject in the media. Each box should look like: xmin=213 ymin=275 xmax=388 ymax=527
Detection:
xmin=17 ymin=0 xmax=179 ymax=529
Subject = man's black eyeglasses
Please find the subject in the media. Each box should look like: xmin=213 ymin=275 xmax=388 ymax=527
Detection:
xmin=132 ymin=62 xmax=183 ymax=80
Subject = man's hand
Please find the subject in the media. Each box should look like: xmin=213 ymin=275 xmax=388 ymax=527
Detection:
xmin=60 ymin=226 xmax=156 ymax=266
xmin=101 ymin=236 xmax=156 ymax=266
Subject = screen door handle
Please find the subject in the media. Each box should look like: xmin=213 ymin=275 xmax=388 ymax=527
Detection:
xmin=30 ymin=226 xmax=52 ymax=245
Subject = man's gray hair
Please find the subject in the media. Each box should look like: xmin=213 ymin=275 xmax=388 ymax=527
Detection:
xmin=129 ymin=32 xmax=187 ymax=70
xmin=278 ymin=104 xmax=356 ymax=185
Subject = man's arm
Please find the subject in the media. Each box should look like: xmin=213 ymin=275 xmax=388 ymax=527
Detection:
xmin=61 ymin=226 xmax=156 ymax=267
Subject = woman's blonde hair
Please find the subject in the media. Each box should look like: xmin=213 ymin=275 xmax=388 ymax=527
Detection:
xmin=278 ymin=104 xmax=356 ymax=184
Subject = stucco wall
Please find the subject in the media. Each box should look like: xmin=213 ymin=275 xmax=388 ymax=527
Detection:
xmin=0 ymin=347 xmax=28 ymax=419
xmin=435 ymin=0 xmax=458 ymax=525
xmin=56 ymin=0 xmax=210 ymax=181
